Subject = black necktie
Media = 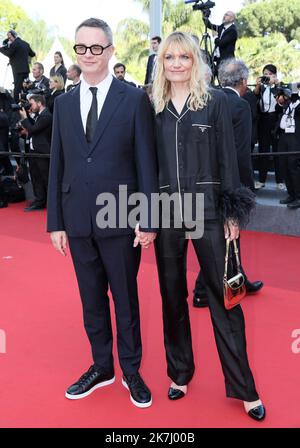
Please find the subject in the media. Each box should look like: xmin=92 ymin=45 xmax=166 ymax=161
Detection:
xmin=86 ymin=87 xmax=98 ymax=143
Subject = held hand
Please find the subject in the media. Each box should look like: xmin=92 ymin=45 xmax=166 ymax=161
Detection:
xmin=50 ymin=231 xmax=68 ymax=256
xmin=224 ymin=220 xmax=240 ymax=241
xmin=139 ymin=232 xmax=157 ymax=249
xmin=134 ymin=224 xmax=156 ymax=249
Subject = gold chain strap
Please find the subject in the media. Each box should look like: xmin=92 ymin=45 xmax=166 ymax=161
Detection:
xmin=224 ymin=239 xmax=242 ymax=282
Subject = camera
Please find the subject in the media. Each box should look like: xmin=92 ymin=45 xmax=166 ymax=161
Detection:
xmin=22 ymin=78 xmax=34 ymax=89
xmin=259 ymin=75 xmax=270 ymax=84
xmin=11 ymin=100 xmax=31 ymax=112
xmin=185 ymin=0 xmax=215 ymax=15
xmin=274 ymin=82 xmax=300 ymax=104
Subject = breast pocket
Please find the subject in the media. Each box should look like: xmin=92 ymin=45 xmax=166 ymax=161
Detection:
xmin=191 ymin=124 xmax=211 ymax=141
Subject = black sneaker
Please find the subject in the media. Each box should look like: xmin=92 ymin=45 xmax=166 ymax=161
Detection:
xmin=65 ymin=366 xmax=115 ymax=400
xmin=122 ymin=373 xmax=152 ymax=408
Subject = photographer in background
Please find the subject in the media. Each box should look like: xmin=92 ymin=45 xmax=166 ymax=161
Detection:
xmin=19 ymin=94 xmax=52 ymax=212
xmin=0 ymin=88 xmax=14 ymax=175
xmin=254 ymin=64 xmax=284 ymax=190
xmin=24 ymin=62 xmax=50 ymax=95
xmin=276 ymin=88 xmax=300 ymax=209
xmin=0 ymin=30 xmax=36 ymax=102
xmin=203 ymin=11 xmax=237 ymax=70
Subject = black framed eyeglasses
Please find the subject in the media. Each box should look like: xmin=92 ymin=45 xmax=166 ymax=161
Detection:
xmin=73 ymin=43 xmax=112 ymax=56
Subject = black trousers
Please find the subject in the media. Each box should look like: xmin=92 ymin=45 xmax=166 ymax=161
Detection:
xmin=257 ymin=112 xmax=283 ymax=183
xmin=68 ymin=234 xmax=142 ymax=375
xmin=13 ymin=72 xmax=29 ymax=102
xmin=155 ymin=221 xmax=259 ymax=401
xmin=28 ymin=156 xmax=49 ymax=206
xmin=278 ymin=133 xmax=300 ymax=199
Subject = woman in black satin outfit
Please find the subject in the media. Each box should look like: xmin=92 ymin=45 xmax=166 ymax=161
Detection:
xmin=151 ymin=32 xmax=265 ymax=421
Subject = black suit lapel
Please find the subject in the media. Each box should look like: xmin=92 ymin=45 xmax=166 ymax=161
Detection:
xmin=88 ymin=78 xmax=125 ymax=155
xmin=70 ymin=85 xmax=90 ymax=153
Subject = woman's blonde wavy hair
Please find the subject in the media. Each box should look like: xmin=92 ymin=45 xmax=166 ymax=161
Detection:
xmin=152 ymin=31 xmax=210 ymax=114
xmin=50 ymin=75 xmax=65 ymax=91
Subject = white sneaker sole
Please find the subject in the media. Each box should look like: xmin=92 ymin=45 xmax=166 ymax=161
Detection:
xmin=65 ymin=376 xmax=115 ymax=400
xmin=122 ymin=378 xmax=152 ymax=408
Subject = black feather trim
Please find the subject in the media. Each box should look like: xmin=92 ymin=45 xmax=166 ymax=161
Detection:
xmin=220 ymin=187 xmax=256 ymax=228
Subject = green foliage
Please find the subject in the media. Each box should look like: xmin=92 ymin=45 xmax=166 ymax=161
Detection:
xmin=236 ymin=33 xmax=300 ymax=83
xmin=116 ymin=0 xmax=205 ymax=83
xmin=59 ymin=36 xmax=75 ymax=61
xmin=0 ymin=0 xmax=54 ymax=61
xmin=237 ymin=0 xmax=300 ymax=42
xmin=118 ymin=0 xmax=300 ymax=85
xmin=115 ymin=18 xmax=150 ymax=83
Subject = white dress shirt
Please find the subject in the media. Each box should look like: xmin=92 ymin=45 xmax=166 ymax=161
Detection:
xmin=80 ymin=73 xmax=113 ymax=133
xmin=260 ymin=85 xmax=277 ymax=113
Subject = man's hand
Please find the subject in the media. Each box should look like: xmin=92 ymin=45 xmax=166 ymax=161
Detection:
xmin=269 ymin=74 xmax=279 ymax=86
xmin=224 ymin=220 xmax=240 ymax=241
xmin=276 ymin=94 xmax=285 ymax=106
xmin=19 ymin=108 xmax=27 ymax=120
xmin=134 ymin=224 xmax=156 ymax=249
xmin=51 ymin=231 xmax=68 ymax=256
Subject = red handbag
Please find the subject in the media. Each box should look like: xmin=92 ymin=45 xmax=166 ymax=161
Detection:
xmin=223 ymin=239 xmax=246 ymax=310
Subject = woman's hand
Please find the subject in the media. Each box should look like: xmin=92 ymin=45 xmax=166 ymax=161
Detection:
xmin=224 ymin=220 xmax=240 ymax=241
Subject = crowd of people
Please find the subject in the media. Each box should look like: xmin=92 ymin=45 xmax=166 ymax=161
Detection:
xmin=1 ymin=11 xmax=300 ymax=422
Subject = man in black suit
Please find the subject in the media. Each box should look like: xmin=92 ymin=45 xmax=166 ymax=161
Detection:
xmin=204 ymin=11 xmax=237 ymax=69
xmin=113 ymin=63 xmax=136 ymax=87
xmin=193 ymin=58 xmax=263 ymax=308
xmin=0 ymin=96 xmax=13 ymax=176
xmin=19 ymin=94 xmax=52 ymax=211
xmin=0 ymin=30 xmax=36 ymax=101
xmin=30 ymin=62 xmax=50 ymax=93
xmin=47 ymin=18 xmax=158 ymax=408
xmin=144 ymin=36 xmax=161 ymax=85
xmin=66 ymin=64 xmax=82 ymax=92
xmin=0 ymin=95 xmax=10 ymax=208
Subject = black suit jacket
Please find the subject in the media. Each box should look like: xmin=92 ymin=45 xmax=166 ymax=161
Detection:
xmin=47 ymin=89 xmax=65 ymax=114
xmin=50 ymin=65 xmax=67 ymax=84
xmin=21 ymin=108 xmax=52 ymax=154
xmin=47 ymin=78 xmax=158 ymax=237
xmin=144 ymin=54 xmax=156 ymax=85
xmin=0 ymin=111 xmax=9 ymax=150
xmin=0 ymin=38 xmax=35 ymax=74
xmin=223 ymin=88 xmax=254 ymax=190
xmin=206 ymin=20 xmax=238 ymax=61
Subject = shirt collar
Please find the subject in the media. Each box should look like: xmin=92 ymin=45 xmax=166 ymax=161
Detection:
xmin=81 ymin=73 xmax=113 ymax=95
xmin=223 ymin=23 xmax=234 ymax=30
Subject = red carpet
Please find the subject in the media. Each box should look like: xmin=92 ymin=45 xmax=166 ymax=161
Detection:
xmin=1 ymin=203 xmax=300 ymax=428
